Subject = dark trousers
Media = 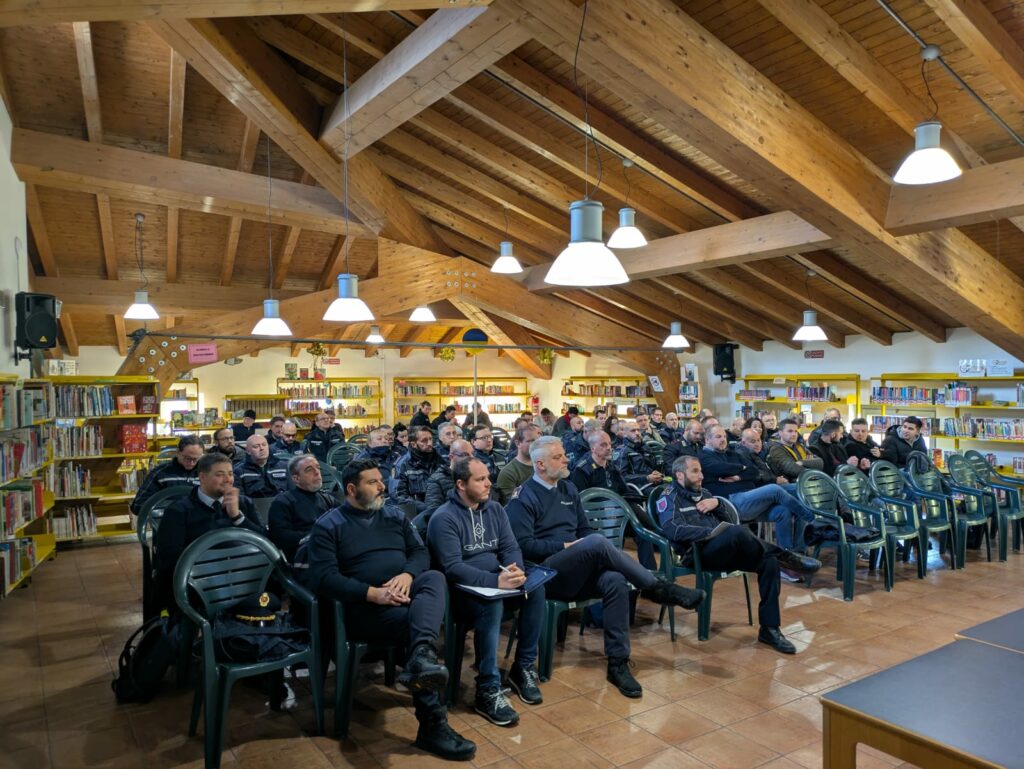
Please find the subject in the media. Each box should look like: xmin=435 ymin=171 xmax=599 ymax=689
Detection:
xmin=344 ymin=570 xmax=447 ymax=720
xmin=451 ymin=586 xmax=545 ymax=690
xmin=542 ymin=535 xmax=656 ymax=659
xmin=697 ymin=526 xmax=781 ymax=628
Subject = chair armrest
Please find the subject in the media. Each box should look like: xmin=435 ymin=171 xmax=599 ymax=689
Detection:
xmin=910 ymin=488 xmax=950 ymax=503
xmin=808 ymin=508 xmax=846 ymax=545
xmin=276 ymin=567 xmax=317 ymax=609
xmin=874 ymin=495 xmax=919 ymax=529
xmin=845 ymin=501 xmax=888 ymax=535
xmin=947 ymin=482 xmax=985 ymax=501
xmin=993 ymin=473 xmax=1024 ymax=487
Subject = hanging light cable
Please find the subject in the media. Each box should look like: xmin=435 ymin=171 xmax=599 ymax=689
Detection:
xmin=893 ymin=46 xmax=961 ymax=185
xmin=324 ymin=16 xmax=374 ymax=322
xmin=607 ymin=158 xmax=647 ymax=249
xmin=491 ymin=205 xmax=523 ymax=274
xmin=545 ymin=0 xmax=628 ymax=286
xmin=124 ymin=213 xmax=159 ymax=320
xmin=793 ymin=269 xmax=827 ymax=342
xmin=252 ymin=135 xmax=293 ymax=336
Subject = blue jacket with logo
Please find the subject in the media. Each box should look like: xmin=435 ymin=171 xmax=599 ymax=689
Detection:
xmin=427 ymin=490 xmax=523 ymax=588
xmin=233 ymin=455 xmax=289 ymax=498
xmin=505 ymin=478 xmax=594 ymax=563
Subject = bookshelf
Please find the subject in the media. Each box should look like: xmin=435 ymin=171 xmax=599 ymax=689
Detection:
xmin=277 ymin=378 xmax=383 ymax=436
xmin=0 ymin=376 xmax=57 ymax=595
xmin=559 ymin=376 xmax=657 ymax=418
xmin=48 ymin=376 xmax=160 ymax=542
xmin=734 ymin=373 xmax=861 ymax=428
xmin=394 ymin=377 xmax=529 ymax=428
xmin=163 ymin=377 xmax=199 ymax=404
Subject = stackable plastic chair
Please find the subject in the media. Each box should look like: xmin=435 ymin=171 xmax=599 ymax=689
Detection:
xmin=874 ymin=457 xmax=955 ymax=572
xmin=906 ymin=454 xmax=985 ymax=567
xmin=325 ymin=443 xmax=361 ymax=474
xmin=137 ymin=484 xmax=193 ymax=622
xmin=961 ymin=450 xmax=1024 ymax=560
xmin=331 ymin=600 xmax=397 ymax=738
xmin=948 ymin=454 xmax=1021 ymax=562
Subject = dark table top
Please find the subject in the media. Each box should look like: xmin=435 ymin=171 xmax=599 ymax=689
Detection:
xmin=822 ymin=640 xmax=1023 ymax=768
xmin=956 ymin=608 xmax=1024 ymax=654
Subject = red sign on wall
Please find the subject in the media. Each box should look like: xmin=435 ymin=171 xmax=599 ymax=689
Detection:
xmin=803 ymin=350 xmax=825 ymax=359
xmin=187 ymin=343 xmax=218 ymax=364
xmin=324 ymin=358 xmax=340 ymax=365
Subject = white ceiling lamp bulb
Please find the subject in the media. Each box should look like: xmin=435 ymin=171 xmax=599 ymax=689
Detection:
xmin=893 ymin=120 xmax=961 ymax=185
xmin=252 ymin=298 xmax=292 ymax=336
xmin=125 ymin=289 xmax=159 ymax=320
xmin=323 ymin=273 xmax=374 ymax=322
xmin=545 ymin=200 xmax=629 ymax=286
xmin=365 ymin=325 xmax=385 ymax=344
xmin=607 ymin=207 xmax=647 ymax=249
xmin=793 ymin=309 xmax=828 ymax=342
xmin=661 ymin=321 xmax=690 ymax=349
xmin=491 ymin=241 xmax=523 ymax=274
xmin=409 ymin=306 xmax=436 ymax=323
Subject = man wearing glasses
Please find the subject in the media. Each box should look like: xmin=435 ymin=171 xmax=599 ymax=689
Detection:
xmin=470 ymin=425 xmax=499 ymax=484
xmin=271 ymin=420 xmax=303 ymax=456
xmin=131 ymin=435 xmax=203 ymax=515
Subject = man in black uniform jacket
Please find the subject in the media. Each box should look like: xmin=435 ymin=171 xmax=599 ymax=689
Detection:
xmin=614 ymin=421 xmax=665 ymax=490
xmin=654 ymin=455 xmax=820 ymax=654
xmin=506 ymin=437 xmax=704 ymax=698
xmin=410 ymin=402 xmax=432 ymax=428
xmin=302 ymin=411 xmax=344 ymax=462
xmin=306 ymin=459 xmax=475 ymax=761
xmin=431 ymin=405 xmax=458 ymax=431
xmin=131 ymin=435 xmax=203 ymax=514
xmin=354 ymin=428 xmax=398 ymax=485
xmin=391 ymin=426 xmax=443 ymax=514
xmin=268 ymin=455 xmax=335 ymax=562
xmin=435 ymin=422 xmax=462 ymax=464
xmin=470 ymin=424 xmax=499 ymax=484
xmin=232 ymin=409 xmax=260 ymax=443
xmin=270 ymin=420 xmax=303 ymax=456
xmin=154 ymin=453 xmax=265 ymax=610
xmin=662 ymin=419 xmax=705 ymax=476
xmin=209 ymin=427 xmax=246 ymax=463
xmin=234 ymin=435 xmax=290 ymax=498
xmin=423 ymin=439 xmax=475 ymax=517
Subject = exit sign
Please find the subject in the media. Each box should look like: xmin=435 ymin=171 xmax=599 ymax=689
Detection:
xmin=804 ymin=350 xmax=825 ymax=359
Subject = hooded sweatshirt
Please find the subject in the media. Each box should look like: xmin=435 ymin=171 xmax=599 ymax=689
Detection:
xmin=427 ymin=490 xmax=523 ymax=588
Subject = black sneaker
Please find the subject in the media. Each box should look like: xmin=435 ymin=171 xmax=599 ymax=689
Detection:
xmin=607 ymin=656 xmax=642 ymax=698
xmin=777 ymin=550 xmax=822 ymax=574
xmin=397 ymin=643 xmax=449 ymax=693
xmin=415 ymin=714 xmax=476 ymax=761
xmin=507 ymin=664 xmax=543 ymax=705
xmin=642 ymin=577 xmax=706 ymax=610
xmin=757 ymin=626 xmax=797 ymax=655
xmin=474 ymin=687 xmax=519 ymax=727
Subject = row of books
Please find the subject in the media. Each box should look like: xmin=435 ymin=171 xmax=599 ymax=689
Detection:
xmin=51 ymin=463 xmax=92 ymax=498
xmin=287 ymin=402 xmax=372 ymax=416
xmin=944 ymin=386 xmax=978 ymax=405
xmin=52 ymin=425 xmax=104 ymax=458
xmin=278 ymin=384 xmax=377 ymax=398
xmin=869 ymin=416 xmax=939 ymax=436
xmin=0 ymin=538 xmax=36 ymax=589
xmin=170 ymin=409 xmax=221 ymax=428
xmin=395 ymin=384 xmax=432 ymax=396
xmin=1 ymin=384 xmax=54 ymax=430
xmin=0 ymin=428 xmax=50 ymax=485
xmin=1 ymin=480 xmax=45 ymax=539
xmin=51 ymin=505 xmax=96 ymax=539
xmin=942 ymin=417 xmax=1024 ymax=440
xmin=223 ymin=398 xmax=285 ymax=414
xmin=737 ymin=389 xmax=772 ymax=401
xmin=561 ymin=384 xmax=650 ymax=397
xmin=679 ymin=384 xmax=699 ymax=402
xmin=442 ymin=385 xmax=522 ymax=396
xmin=118 ymin=463 xmax=149 ymax=494
xmin=786 ymin=386 xmax=838 ymax=402
xmin=869 ymin=386 xmax=939 ymax=405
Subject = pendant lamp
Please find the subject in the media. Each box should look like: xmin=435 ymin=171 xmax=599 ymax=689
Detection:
xmin=545 ymin=200 xmax=628 ymax=286
xmin=125 ymin=213 xmax=159 ymax=320
xmin=491 ymin=241 xmax=523 ymax=274
xmin=893 ymin=121 xmax=961 ymax=185
xmin=365 ymin=325 xmax=385 ymax=344
xmin=409 ymin=306 xmax=436 ymax=322
xmin=324 ymin=273 xmax=374 ymax=322
xmin=251 ymin=135 xmax=292 ymax=337
xmin=607 ymin=207 xmax=647 ymax=249
xmin=792 ymin=310 xmax=827 ymax=342
xmin=661 ymin=321 xmax=690 ymax=349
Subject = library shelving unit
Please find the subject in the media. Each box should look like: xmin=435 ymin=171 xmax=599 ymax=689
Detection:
xmin=277 ymin=377 xmax=383 ymax=438
xmin=560 ymin=376 xmax=657 ymax=418
xmin=394 ymin=377 xmax=529 ymax=429
xmin=734 ymin=374 xmax=861 ymax=428
xmin=49 ymin=376 xmax=161 ymax=542
xmin=160 ymin=377 xmax=222 ymax=437
xmin=867 ymin=372 xmax=1024 ymax=474
xmin=678 ymin=364 xmax=700 ymax=418
xmin=223 ymin=394 xmax=288 ymax=421
xmin=0 ymin=376 xmax=56 ymax=595
xmin=163 ymin=377 xmax=199 ymax=404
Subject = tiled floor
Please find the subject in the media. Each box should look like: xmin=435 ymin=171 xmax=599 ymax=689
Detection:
xmin=3 ymin=539 xmax=1023 ymax=769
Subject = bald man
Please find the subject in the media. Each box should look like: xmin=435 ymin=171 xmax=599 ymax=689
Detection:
xmin=233 ymin=434 xmax=289 ymax=498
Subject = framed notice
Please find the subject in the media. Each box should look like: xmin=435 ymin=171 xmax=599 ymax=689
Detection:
xmin=648 ymin=375 xmax=664 ymax=393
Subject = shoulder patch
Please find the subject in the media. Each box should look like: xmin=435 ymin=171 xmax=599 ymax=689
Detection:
xmin=656 ymin=496 xmax=669 ymax=514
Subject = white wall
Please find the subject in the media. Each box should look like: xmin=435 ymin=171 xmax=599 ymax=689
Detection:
xmin=0 ymin=97 xmax=29 ymax=376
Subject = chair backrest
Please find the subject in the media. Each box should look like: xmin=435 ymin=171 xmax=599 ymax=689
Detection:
xmin=137 ymin=484 xmax=193 ymax=545
xmin=326 ymin=443 xmax=361 ymax=473
xmin=907 ymin=456 xmax=945 ymax=494
xmin=152 ymin=447 xmax=178 ymax=467
xmin=579 ymin=487 xmax=630 ymax=548
xmin=643 ymin=440 xmax=664 ymax=470
xmin=347 ymin=433 xmax=369 ymax=447
xmin=319 ymin=461 xmax=341 ymax=494
xmin=274 ymin=451 xmax=295 ymax=462
xmin=834 ymin=465 xmax=871 ymax=504
xmin=796 ymin=469 xmax=841 ymax=515
xmin=172 ymin=528 xmax=282 ymax=624
xmin=491 ymin=427 xmax=511 ymax=450
xmin=947 ymin=454 xmax=981 ymax=488
xmin=963 ymin=449 xmax=996 ymax=482
xmin=871 ymin=460 xmax=908 ymax=497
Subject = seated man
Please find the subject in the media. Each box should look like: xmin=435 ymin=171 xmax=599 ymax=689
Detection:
xmin=655 ymin=456 xmax=820 ymax=654
xmin=232 ymin=409 xmax=260 ymax=443
xmin=154 ymin=453 xmax=265 ymax=608
xmin=302 ymin=411 xmax=344 ymax=462
xmin=435 ymin=422 xmax=462 ymax=464
xmin=428 ymin=458 xmax=545 ymax=725
xmin=506 ymin=437 xmax=704 ymax=698
xmin=306 ymin=459 xmax=474 ymax=761
xmin=552 ymin=405 xmax=580 ymax=437
xmin=268 ymin=454 xmax=335 ymax=562
xmin=355 ymin=428 xmax=398 ymax=483
xmin=880 ymin=416 xmax=927 ymax=468
xmin=766 ymin=419 xmax=824 ymax=483
xmin=635 ymin=413 xmax=663 ymax=445
xmin=233 ymin=434 xmax=289 ymax=498
xmin=423 ymin=439 xmax=476 ymax=517
xmin=658 ymin=411 xmax=681 ymax=444
xmin=726 ymin=417 xmax=746 ymax=443
xmin=614 ymin=421 xmax=664 ymax=490
xmin=737 ymin=429 xmax=786 ymax=488
xmin=470 ymin=425 xmax=499 ymax=484
xmin=662 ymin=419 xmax=705 ymax=475
xmin=843 ymin=417 xmax=881 ymax=470
xmin=808 ymin=420 xmax=858 ymax=475
xmin=808 ymin=407 xmax=844 ymax=445
xmin=431 ymin=405 xmax=458 ymax=431
xmin=131 ymin=434 xmax=202 ymax=515
xmin=270 ymin=420 xmax=304 ymax=456
xmin=700 ymin=425 xmax=814 ymax=553
xmin=391 ymin=426 xmax=442 ymax=514
xmin=208 ymin=427 xmax=246 ymax=463
xmin=571 ymin=431 xmax=628 ymax=496
xmin=560 ymin=415 xmax=588 ymax=465
xmin=495 ymin=424 xmax=541 ymax=504
xmin=267 ymin=415 xmax=286 ymax=444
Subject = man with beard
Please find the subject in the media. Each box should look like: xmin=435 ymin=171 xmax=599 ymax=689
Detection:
xmin=880 ymin=416 xmax=927 ymax=469
xmin=662 ymin=419 xmax=705 ymax=475
xmin=428 ymin=458 xmax=545 ymax=725
xmin=302 ymin=411 xmax=344 ymax=462
xmin=233 ymin=434 xmax=290 ymax=498
xmin=470 ymin=425 xmax=499 ymax=484
xmin=423 ymin=439 xmax=476 ymax=516
xmin=654 ymin=456 xmax=820 ymax=654
xmin=355 ymin=428 xmax=398 ymax=484
xmin=268 ymin=454 xmax=335 ymax=562
xmin=391 ymin=426 xmax=442 ymax=514
xmin=635 ymin=412 xmax=664 ymax=445
xmin=306 ymin=459 xmax=475 ymax=761
xmin=506 ymin=437 xmax=704 ymax=698
xmin=270 ymin=420 xmax=304 ymax=456
xmin=658 ymin=411 xmax=682 ymax=444
xmin=495 ymin=424 xmax=541 ymax=504
xmin=560 ymin=415 xmax=589 ymax=465
xmin=614 ymin=421 xmax=664 ymax=489
xmin=208 ymin=427 xmax=246 ymax=463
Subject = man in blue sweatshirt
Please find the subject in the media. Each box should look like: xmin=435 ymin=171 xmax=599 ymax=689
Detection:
xmin=306 ymin=458 xmax=475 ymax=762
xmin=505 ymin=437 xmax=705 ymax=699
xmin=428 ymin=458 xmax=545 ymax=726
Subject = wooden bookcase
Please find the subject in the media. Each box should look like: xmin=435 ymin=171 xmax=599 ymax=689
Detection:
xmin=734 ymin=373 xmax=861 ymax=428
xmin=394 ymin=377 xmax=529 ymax=429
xmin=277 ymin=377 xmax=383 ymax=438
xmin=560 ymin=376 xmax=656 ymax=418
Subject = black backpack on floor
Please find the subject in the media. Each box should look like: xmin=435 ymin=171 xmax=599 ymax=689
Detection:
xmin=111 ymin=615 xmax=177 ymax=703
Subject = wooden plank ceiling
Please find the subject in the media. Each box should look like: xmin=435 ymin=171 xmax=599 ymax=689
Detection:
xmin=3 ymin=0 xmax=1024 ymax=378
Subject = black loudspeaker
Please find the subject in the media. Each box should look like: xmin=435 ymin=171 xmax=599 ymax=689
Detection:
xmin=15 ymin=292 xmax=58 ymax=350
xmin=713 ymin=343 xmax=738 ymax=382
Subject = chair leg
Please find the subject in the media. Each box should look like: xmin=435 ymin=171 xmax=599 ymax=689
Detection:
xmin=842 ymin=546 xmax=856 ymax=602
xmin=504 ymin=622 xmax=518 ymax=660
xmin=538 ymin=604 xmax=560 ymax=682
xmin=998 ymin=515 xmax=1009 ymax=562
xmin=742 ymin=575 xmax=753 ymax=626
xmin=956 ymin=522 xmax=967 ymax=569
xmin=657 ymin=604 xmax=666 ymax=627
xmin=697 ymin=578 xmax=712 ymax=641
xmin=335 ymin=644 xmax=362 ymax=740
xmin=882 ymin=543 xmax=894 ymax=592
xmin=446 ymin=628 xmax=467 ymax=708
xmin=1014 ymin=518 xmax=1023 ymax=553
xmin=984 ymin=523 xmax=993 ymax=563
xmin=915 ymin=533 xmax=926 ymax=579
xmin=215 ymin=671 xmax=237 ymax=767
xmin=201 ymin=666 xmax=220 ymax=769
xmin=188 ymin=673 xmax=203 ymax=737
xmin=667 ymin=605 xmax=676 ymax=642
xmin=308 ymin=653 xmax=324 ymax=736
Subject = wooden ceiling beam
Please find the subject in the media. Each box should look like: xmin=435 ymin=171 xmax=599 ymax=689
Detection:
xmin=399 ymin=325 xmax=438 ymax=358
xmin=272 ymin=226 xmax=301 ymax=289
xmin=96 ymin=194 xmax=117 ymax=280
xmin=113 ymin=315 xmax=127 ymax=356
xmin=11 ymin=129 xmax=371 ymax=238
xmin=309 ymin=12 xmax=393 ymax=59
xmin=512 ymin=0 xmax=1024 ymax=357
xmin=72 ymin=22 xmax=102 ymax=142
xmin=433 ymin=326 xmax=462 ymax=357
xmin=168 ymin=50 xmax=186 ymax=159
xmin=166 ymin=207 xmax=179 ymax=283
xmin=25 ymin=186 xmax=78 ymax=355
xmin=448 ymin=302 xmax=552 ymax=378
xmin=222 ymin=119 xmax=262 ymax=286
xmin=593 ymin=286 xmax=724 ymax=347
xmin=552 ymin=291 xmax=664 ymax=343
xmin=518 ymin=211 xmax=833 ymax=291
xmin=248 ymin=17 xmax=348 ymax=83
xmin=0 ymin=1 xmax=492 ymax=26
xmin=320 ymin=4 xmax=529 ymax=157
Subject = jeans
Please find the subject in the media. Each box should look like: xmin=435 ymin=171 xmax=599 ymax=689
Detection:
xmin=729 ymin=485 xmax=815 ymax=551
xmin=452 ymin=586 xmax=545 ymax=690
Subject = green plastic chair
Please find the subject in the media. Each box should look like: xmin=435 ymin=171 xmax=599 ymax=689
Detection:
xmin=906 ymin=454 xmax=986 ymax=567
xmin=153 ymin=447 xmax=178 ymax=466
xmin=836 ymin=465 xmax=923 ymax=581
xmin=797 ymin=470 xmax=888 ymax=600
xmin=331 ymin=599 xmax=397 ymax=738
xmin=947 ymin=454 xmax=1018 ymax=561
xmin=642 ymin=491 xmax=752 ymax=641
xmin=346 ymin=433 xmax=369 ymax=447
xmin=326 ymin=443 xmax=362 ymax=474
xmin=642 ymin=440 xmax=665 ymax=475
xmin=491 ymin=427 xmax=511 ymax=451
xmin=173 ymin=529 xmax=323 ymax=769
xmin=874 ymin=458 xmax=955 ymax=572
xmin=317 ymin=461 xmax=341 ymax=495
xmin=961 ymin=450 xmax=1024 ymax=560
xmin=137 ymin=484 xmax=193 ymax=622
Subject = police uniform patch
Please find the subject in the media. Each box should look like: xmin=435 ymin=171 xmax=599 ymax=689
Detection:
xmin=656 ymin=496 xmax=669 ymax=514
